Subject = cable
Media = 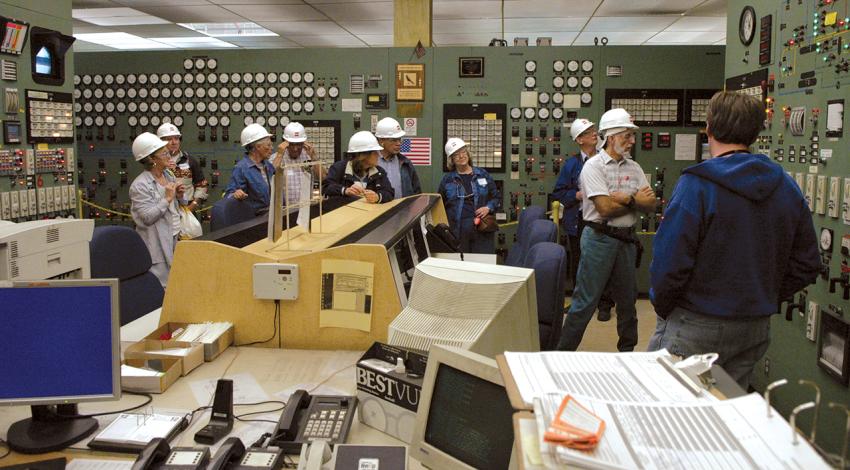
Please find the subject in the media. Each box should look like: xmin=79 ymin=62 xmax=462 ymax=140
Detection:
xmin=58 ymin=391 xmax=153 ymax=419
xmin=307 ymin=363 xmax=356 ymax=394
xmin=0 ymin=439 xmax=10 ymax=460
xmin=236 ymin=300 xmax=279 ymax=347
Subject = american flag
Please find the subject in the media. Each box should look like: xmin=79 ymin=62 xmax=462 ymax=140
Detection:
xmin=401 ymin=137 xmax=431 ymax=166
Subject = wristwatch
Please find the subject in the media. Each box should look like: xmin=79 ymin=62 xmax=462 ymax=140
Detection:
xmin=626 ymin=195 xmax=636 ymax=209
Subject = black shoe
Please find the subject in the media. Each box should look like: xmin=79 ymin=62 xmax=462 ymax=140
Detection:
xmin=597 ymin=307 xmax=612 ymax=322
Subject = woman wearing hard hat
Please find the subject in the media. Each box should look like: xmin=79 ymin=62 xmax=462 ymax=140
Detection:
xmin=129 ymin=132 xmax=185 ymax=288
xmin=321 ymin=131 xmax=394 ymax=204
xmin=224 ymin=123 xmax=276 ymax=214
xmin=157 ymin=122 xmax=208 ymax=212
xmin=438 ymin=138 xmax=500 ymax=254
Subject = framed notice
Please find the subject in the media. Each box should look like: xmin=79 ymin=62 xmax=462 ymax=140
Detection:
xmin=459 ymin=57 xmax=484 ymax=78
xmin=395 ymin=63 xmax=425 ymax=102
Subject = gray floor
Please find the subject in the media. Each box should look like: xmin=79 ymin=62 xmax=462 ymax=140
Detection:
xmin=566 ymin=297 xmax=659 ymax=352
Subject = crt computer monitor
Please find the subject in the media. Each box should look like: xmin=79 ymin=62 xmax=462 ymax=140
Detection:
xmin=0 ymin=279 xmax=121 ymax=454
xmin=387 ymin=257 xmax=539 ymax=357
xmin=409 ymin=344 xmax=517 ymax=470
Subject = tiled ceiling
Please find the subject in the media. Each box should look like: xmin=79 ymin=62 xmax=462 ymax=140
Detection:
xmin=71 ymin=0 xmax=727 ymax=51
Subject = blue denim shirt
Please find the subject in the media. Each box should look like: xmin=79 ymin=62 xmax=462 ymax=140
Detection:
xmin=224 ymin=155 xmax=276 ymax=214
xmin=551 ymin=154 xmax=584 ymax=236
xmin=438 ymin=167 xmax=500 ymax=236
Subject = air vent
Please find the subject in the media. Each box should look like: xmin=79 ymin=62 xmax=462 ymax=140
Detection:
xmin=10 ymin=260 xmax=19 ymax=278
xmin=10 ymin=241 xmax=18 ymax=259
xmin=46 ymin=226 xmax=59 ymax=244
xmin=606 ymin=65 xmax=623 ymax=77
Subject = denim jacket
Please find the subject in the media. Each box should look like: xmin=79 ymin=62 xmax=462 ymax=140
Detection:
xmin=438 ymin=167 xmax=500 ymax=234
xmin=396 ymin=154 xmax=422 ymax=197
xmin=224 ymin=155 xmax=276 ymax=214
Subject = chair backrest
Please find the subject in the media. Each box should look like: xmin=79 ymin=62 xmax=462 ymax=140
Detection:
xmin=90 ymin=225 xmax=164 ymax=326
xmin=524 ymin=242 xmax=567 ymax=351
xmin=504 ymin=205 xmax=547 ymax=266
xmin=210 ymin=197 xmax=257 ymax=233
xmin=525 ymin=219 xmax=557 ymax=256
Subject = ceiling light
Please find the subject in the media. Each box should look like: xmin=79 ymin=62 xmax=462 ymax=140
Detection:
xmin=178 ymin=23 xmax=278 ymax=37
xmin=150 ymin=37 xmax=237 ymax=48
xmin=72 ymin=8 xmax=169 ymax=26
xmin=73 ymin=33 xmax=175 ymax=50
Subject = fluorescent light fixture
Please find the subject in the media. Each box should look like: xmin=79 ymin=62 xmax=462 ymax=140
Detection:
xmin=150 ymin=37 xmax=237 ymax=48
xmin=72 ymin=8 xmax=169 ymax=26
xmin=73 ymin=33 xmax=175 ymax=50
xmin=178 ymin=23 xmax=278 ymax=37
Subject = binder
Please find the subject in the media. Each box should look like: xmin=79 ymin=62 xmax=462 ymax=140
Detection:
xmin=87 ymin=413 xmax=186 ymax=454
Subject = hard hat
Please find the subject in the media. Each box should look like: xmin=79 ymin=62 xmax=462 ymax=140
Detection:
xmin=283 ymin=122 xmax=307 ymax=143
xmin=240 ymin=123 xmax=272 ymax=147
xmin=156 ymin=122 xmax=181 ymax=139
xmin=132 ymin=132 xmax=167 ymax=162
xmin=374 ymin=117 xmax=406 ymax=139
xmin=598 ymin=108 xmax=638 ymax=134
xmin=445 ymin=137 xmax=468 ymax=158
xmin=569 ymin=119 xmax=595 ymax=142
xmin=347 ymin=131 xmax=383 ymax=153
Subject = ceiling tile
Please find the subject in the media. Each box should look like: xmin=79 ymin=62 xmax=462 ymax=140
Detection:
xmin=432 ymin=32 xmax=504 ymax=46
xmin=645 ymin=30 xmax=726 ymax=43
xmin=258 ymin=21 xmax=349 ymax=35
xmin=71 ymin=0 xmax=122 ymax=7
xmin=595 ymin=0 xmax=704 ymax=16
xmin=356 ymin=34 xmax=393 ymax=46
xmin=504 ymin=18 xmax=588 ymax=32
xmin=73 ymin=39 xmax=118 ymax=51
xmin=337 ymin=20 xmax=392 ymax=35
xmin=121 ymin=24 xmax=207 ymax=37
xmin=312 ymin=2 xmax=393 ymax=21
xmin=111 ymin=0 xmax=209 ymax=5
xmin=434 ymin=1 xmax=504 ymax=19
xmin=304 ymin=0 xmax=386 ymax=3
xmin=210 ymin=0 xmax=303 ymax=4
xmin=584 ymin=16 xmax=678 ymax=31
xmin=687 ymin=0 xmax=727 ymax=17
xmin=434 ymin=19 xmax=502 ymax=33
xmin=224 ymin=37 xmax=300 ymax=47
xmin=665 ymin=16 xmax=726 ymax=32
xmin=149 ymin=36 xmax=238 ymax=48
xmin=573 ymin=31 xmax=657 ymax=45
xmin=130 ymin=5 xmax=246 ymax=23
xmin=72 ymin=20 xmax=114 ymax=34
xmin=223 ymin=4 xmax=327 ymax=22
xmin=73 ymin=7 xmax=148 ymax=18
xmin=504 ymin=0 xmax=602 ymax=18
xmin=285 ymin=34 xmax=368 ymax=47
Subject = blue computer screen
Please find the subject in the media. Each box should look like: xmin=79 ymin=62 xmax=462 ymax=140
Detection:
xmin=0 ymin=284 xmax=115 ymax=402
xmin=34 ymin=46 xmax=53 ymax=75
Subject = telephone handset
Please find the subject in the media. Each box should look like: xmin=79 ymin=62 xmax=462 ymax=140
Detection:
xmin=132 ymin=438 xmax=170 ymax=470
xmin=210 ymin=437 xmax=285 ymax=470
xmin=132 ymin=438 xmax=210 ymax=470
xmin=208 ymin=437 xmax=245 ymax=470
xmin=269 ymin=390 xmax=358 ymax=453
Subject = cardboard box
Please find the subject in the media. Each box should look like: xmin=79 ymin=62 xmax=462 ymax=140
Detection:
xmin=356 ymin=342 xmax=428 ymax=444
xmin=121 ymin=357 xmax=181 ymax=394
xmin=147 ymin=322 xmax=234 ymax=362
xmin=124 ymin=340 xmax=204 ymax=376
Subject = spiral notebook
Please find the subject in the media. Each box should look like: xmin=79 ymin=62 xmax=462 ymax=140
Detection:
xmin=88 ymin=413 xmax=186 ymax=454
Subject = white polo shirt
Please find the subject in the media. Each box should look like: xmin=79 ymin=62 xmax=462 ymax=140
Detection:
xmin=579 ymin=149 xmax=649 ymax=228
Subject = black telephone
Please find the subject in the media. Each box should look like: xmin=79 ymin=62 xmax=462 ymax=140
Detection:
xmin=195 ymin=379 xmax=234 ymax=445
xmin=268 ymin=390 xmax=358 ymax=454
xmin=209 ymin=437 xmax=285 ymax=470
xmin=132 ymin=438 xmax=210 ymax=470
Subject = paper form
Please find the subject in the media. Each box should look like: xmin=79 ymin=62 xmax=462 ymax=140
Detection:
xmin=319 ymin=259 xmax=374 ymax=332
xmin=504 ymin=350 xmax=715 ymax=407
xmin=95 ymin=413 xmax=183 ymax=445
xmin=67 ymin=459 xmax=134 ymax=470
xmin=189 ymin=372 xmax=269 ymax=406
xmin=675 ymin=134 xmax=698 ymax=161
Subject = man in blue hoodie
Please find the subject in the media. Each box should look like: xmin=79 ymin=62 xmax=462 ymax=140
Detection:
xmin=648 ymin=92 xmax=821 ymax=389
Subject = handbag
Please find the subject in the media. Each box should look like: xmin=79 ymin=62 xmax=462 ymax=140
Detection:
xmin=475 ymin=213 xmax=499 ymax=233
xmin=178 ymin=206 xmax=203 ymax=239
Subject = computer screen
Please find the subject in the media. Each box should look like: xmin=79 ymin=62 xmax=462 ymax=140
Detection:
xmin=387 ymin=257 xmax=539 ymax=357
xmin=0 ymin=279 xmax=120 ymax=453
xmin=410 ymin=345 xmax=516 ymax=470
xmin=34 ymin=46 xmax=52 ymax=75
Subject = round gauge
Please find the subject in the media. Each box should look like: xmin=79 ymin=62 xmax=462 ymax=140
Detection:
xmin=581 ymin=60 xmax=593 ymax=72
xmin=104 ymin=102 xmax=114 ymax=113
xmin=116 ymin=88 xmax=126 ymax=99
xmin=208 ymin=87 xmax=218 ymax=98
xmin=268 ymin=116 xmax=278 ymax=127
xmin=94 ymin=102 xmax=104 ymax=113
xmin=581 ymin=76 xmax=593 ymax=88
xmin=255 ymin=72 xmax=265 ymax=84
xmin=151 ymin=102 xmax=160 ymax=113
xmin=196 ymin=88 xmax=206 ymax=98
xmin=242 ymin=72 xmax=253 ymax=84
xmin=292 ymin=87 xmax=302 ymax=98
xmin=116 ymin=102 xmax=126 ymax=112
xmin=184 ymin=102 xmax=194 ymax=113
xmin=162 ymin=102 xmax=172 ymax=112
xmin=73 ymin=89 xmax=82 ymax=99
xmin=183 ymin=73 xmax=193 ymax=84
xmin=268 ymin=102 xmax=278 ymax=113
xmin=127 ymin=74 xmax=137 ymax=84
xmin=280 ymin=72 xmax=290 ymax=83
xmin=138 ymin=88 xmax=148 ymax=99
xmin=160 ymin=73 xmax=170 ymax=84
xmin=208 ymin=116 xmax=218 ymax=127
xmin=94 ymin=116 xmax=104 ymax=127
xmin=553 ymin=76 xmax=565 ymax=89
xmin=820 ymin=228 xmax=833 ymax=250
xmin=304 ymin=72 xmax=315 ymax=84
xmin=525 ymin=60 xmax=537 ymax=73
xmin=127 ymin=116 xmax=138 ymax=126
xmin=220 ymin=116 xmax=230 ymax=126
xmin=243 ymin=102 xmax=253 ymax=112
xmin=267 ymin=72 xmax=278 ymax=84
xmin=524 ymin=108 xmax=536 ymax=119
xmin=220 ymin=102 xmax=230 ymax=113
xmin=567 ymin=60 xmax=579 ymax=73
xmin=580 ymin=92 xmax=592 ymax=105
xmin=149 ymin=73 xmax=159 ymax=84
xmin=162 ymin=116 xmax=171 ymax=124
xmin=106 ymin=116 xmax=116 ymax=127
xmin=567 ymin=76 xmax=579 ymax=88
xmin=219 ymin=87 xmax=229 ymax=98
xmin=82 ymin=74 xmax=92 ymax=85
xmin=183 ymin=58 xmax=194 ymax=70
xmin=316 ymin=86 xmax=327 ymax=98
xmin=184 ymin=88 xmax=194 ymax=99
xmin=231 ymin=87 xmax=241 ymax=98
xmin=292 ymin=101 xmax=302 ymax=113
xmin=230 ymin=72 xmax=241 ymax=83
xmin=104 ymin=74 xmax=114 ymax=85
xmin=218 ymin=72 xmax=229 ymax=84
xmin=243 ymin=87 xmax=253 ymax=98
xmin=196 ymin=116 xmax=206 ymax=127
xmin=538 ymin=108 xmax=550 ymax=120
xmin=150 ymin=88 xmax=160 ymax=99
xmin=552 ymin=108 xmax=564 ymax=120
xmin=139 ymin=102 xmax=149 ymax=113
xmin=304 ymin=87 xmax=314 ymax=98
xmin=93 ymin=74 xmax=103 ymax=85
xmin=116 ymin=74 xmax=126 ymax=85
xmin=83 ymin=102 xmax=93 ymax=113
xmin=74 ymin=75 xmax=81 ymax=85
xmin=207 ymin=58 xmax=217 ymax=69
xmin=280 ymin=87 xmax=290 ymax=98
xmin=74 ymin=102 xmax=82 ymax=113
xmin=510 ymin=107 xmax=522 ymax=119
xmin=524 ymin=76 xmax=536 ymax=88
xmin=553 ymin=60 xmax=566 ymax=73
xmin=328 ymin=86 xmax=339 ymax=98
xmin=256 ymin=116 xmax=266 ymax=126
xmin=739 ymin=6 xmax=756 ymax=45
xmin=173 ymin=102 xmax=183 ymax=112
xmin=243 ymin=116 xmax=253 ymax=126
xmin=280 ymin=102 xmax=290 ymax=113
xmin=128 ymin=102 xmax=138 ymax=113
xmin=194 ymin=58 xmax=205 ymax=69
xmin=94 ymin=88 xmax=104 ymax=99
xmin=279 ymin=116 xmax=290 ymax=127
xmin=138 ymin=74 xmax=148 ymax=85
xmin=255 ymin=102 xmax=265 ymax=112
xmin=256 ymin=87 xmax=266 ymax=98
xmin=231 ymin=102 xmax=241 ymax=112
xmin=172 ymin=73 xmax=182 ymax=84
xmin=196 ymin=102 xmax=206 ymax=113
xmin=151 ymin=116 xmax=161 ymax=127
xmin=268 ymin=87 xmax=278 ymax=98
xmin=195 ymin=73 xmax=205 ymax=84
xmin=84 ymin=116 xmax=94 ymax=127
xmin=207 ymin=73 xmax=217 ymax=84
xmin=83 ymin=88 xmax=93 ymax=99
xmin=304 ymin=102 xmax=315 ymax=113
xmin=75 ymin=116 xmax=83 ymax=127
xmin=292 ymin=72 xmax=302 ymax=84
xmin=127 ymin=88 xmax=137 ymax=99
xmin=173 ymin=88 xmax=183 ymax=98
xmin=174 ymin=116 xmax=184 ymax=126
xmin=139 ymin=116 xmax=149 ymax=127
xmin=105 ymin=88 xmax=115 ymax=99
xmin=539 ymin=92 xmax=550 ymax=104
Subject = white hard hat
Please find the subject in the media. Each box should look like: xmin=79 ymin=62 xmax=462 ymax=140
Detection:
xmin=240 ymin=123 xmax=272 ymax=147
xmin=347 ymin=131 xmax=383 ymax=153
xmin=156 ymin=122 xmax=181 ymax=139
xmin=569 ymin=119 xmax=595 ymax=142
xmin=444 ymin=137 xmax=468 ymax=158
xmin=598 ymin=108 xmax=638 ymax=134
xmin=283 ymin=122 xmax=307 ymax=143
xmin=132 ymin=132 xmax=167 ymax=162
xmin=374 ymin=117 xmax=406 ymax=139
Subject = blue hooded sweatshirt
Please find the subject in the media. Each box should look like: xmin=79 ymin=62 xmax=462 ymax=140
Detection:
xmin=650 ymin=153 xmax=820 ymax=319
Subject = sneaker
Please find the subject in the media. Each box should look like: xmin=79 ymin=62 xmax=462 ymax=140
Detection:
xmin=597 ymin=307 xmax=612 ymax=322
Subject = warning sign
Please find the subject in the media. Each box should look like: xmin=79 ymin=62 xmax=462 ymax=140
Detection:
xmin=403 ymin=117 xmax=417 ymax=136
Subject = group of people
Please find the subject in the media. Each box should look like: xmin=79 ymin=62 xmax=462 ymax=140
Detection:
xmin=551 ymin=92 xmax=820 ymax=389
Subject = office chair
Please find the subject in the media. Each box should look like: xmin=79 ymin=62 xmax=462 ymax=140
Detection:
xmin=524 ymin=242 xmax=567 ymax=351
xmin=504 ymin=205 xmax=547 ymax=266
xmin=210 ymin=197 xmax=257 ymax=233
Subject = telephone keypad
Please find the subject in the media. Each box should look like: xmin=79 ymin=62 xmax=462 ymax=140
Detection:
xmin=304 ymin=410 xmax=345 ymax=439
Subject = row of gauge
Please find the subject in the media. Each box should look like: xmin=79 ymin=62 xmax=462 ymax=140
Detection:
xmin=73 ymin=84 xmax=339 ymax=102
xmin=75 ymin=114 xmax=296 ymax=129
xmin=73 ymin=71 xmax=325 ymax=87
xmin=74 ymin=99 xmax=319 ymax=116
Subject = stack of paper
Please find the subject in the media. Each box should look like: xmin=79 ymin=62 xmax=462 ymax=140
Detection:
xmin=174 ymin=322 xmax=232 ymax=344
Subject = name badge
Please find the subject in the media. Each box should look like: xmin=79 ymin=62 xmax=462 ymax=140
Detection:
xmin=178 ymin=163 xmax=190 ymax=170
xmin=477 ymin=178 xmax=487 ymax=186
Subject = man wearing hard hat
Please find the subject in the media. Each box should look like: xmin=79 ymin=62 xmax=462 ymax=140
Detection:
xmin=224 ymin=124 xmax=275 ymax=214
xmin=157 ymin=123 xmax=208 ymax=212
xmin=556 ymin=108 xmax=657 ymax=352
xmin=273 ymin=122 xmax=323 ymax=207
xmin=374 ymin=117 xmax=421 ymax=199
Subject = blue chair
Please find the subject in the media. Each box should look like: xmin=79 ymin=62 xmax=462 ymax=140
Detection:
xmin=524 ymin=242 xmax=567 ymax=350
xmin=524 ymin=219 xmax=557 ymax=255
xmin=210 ymin=197 xmax=257 ymax=233
xmin=504 ymin=205 xmax=547 ymax=266
xmin=90 ymin=225 xmax=165 ymax=326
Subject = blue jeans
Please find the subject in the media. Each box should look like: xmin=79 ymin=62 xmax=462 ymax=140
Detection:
xmin=456 ymin=217 xmax=495 ymax=254
xmin=556 ymin=226 xmax=638 ymax=351
xmin=647 ymin=307 xmax=770 ymax=390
